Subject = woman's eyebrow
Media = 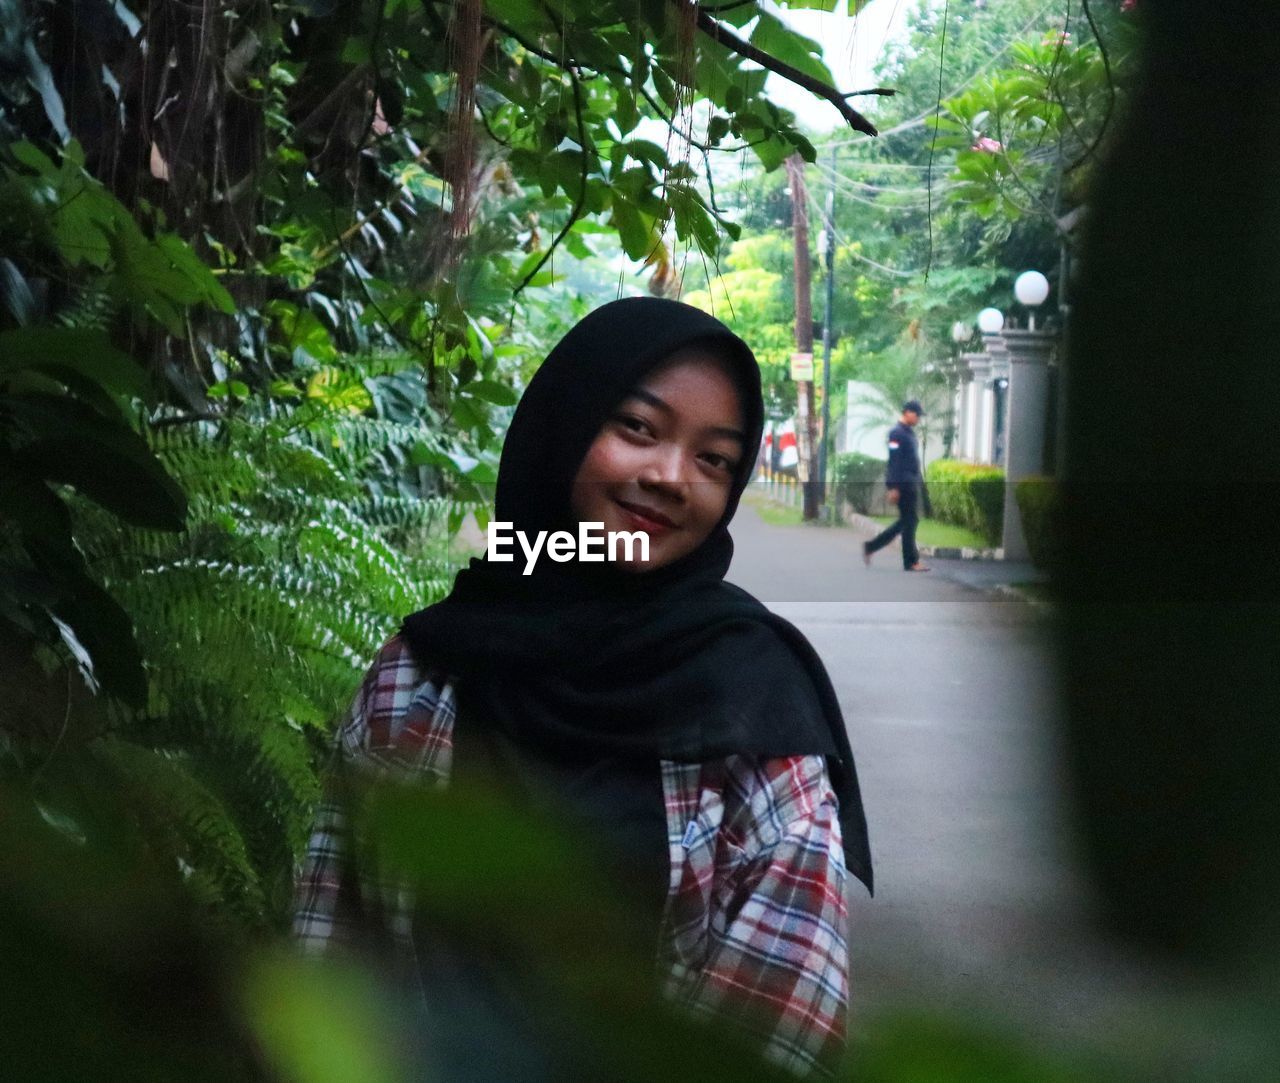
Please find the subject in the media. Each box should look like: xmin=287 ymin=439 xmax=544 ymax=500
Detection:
xmin=625 ymin=387 xmax=746 ymax=443
xmin=626 ymin=387 xmax=672 ymax=413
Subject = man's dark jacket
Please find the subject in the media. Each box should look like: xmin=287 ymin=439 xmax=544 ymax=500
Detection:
xmin=884 ymin=421 xmax=922 ymax=487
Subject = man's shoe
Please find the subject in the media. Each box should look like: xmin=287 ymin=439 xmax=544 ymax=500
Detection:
xmin=906 ymin=562 xmax=932 ymax=572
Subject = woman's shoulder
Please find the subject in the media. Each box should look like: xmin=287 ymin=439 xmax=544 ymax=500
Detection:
xmin=338 ymin=634 xmax=457 ymax=766
xmin=713 ymin=752 xmax=837 ymax=850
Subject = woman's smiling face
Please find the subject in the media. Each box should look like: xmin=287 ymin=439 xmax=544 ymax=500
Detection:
xmin=569 ymin=349 xmax=747 ymax=572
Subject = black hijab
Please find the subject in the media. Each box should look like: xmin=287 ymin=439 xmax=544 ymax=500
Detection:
xmin=401 ymin=297 xmax=872 ymax=894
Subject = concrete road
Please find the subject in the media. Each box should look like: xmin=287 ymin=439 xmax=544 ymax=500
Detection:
xmin=724 ymin=496 xmax=1226 ymax=1068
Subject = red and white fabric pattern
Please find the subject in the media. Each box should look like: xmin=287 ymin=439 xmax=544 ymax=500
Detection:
xmin=293 ymin=635 xmax=851 ymax=1077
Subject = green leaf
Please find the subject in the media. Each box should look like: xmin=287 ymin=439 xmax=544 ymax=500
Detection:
xmin=749 ymin=13 xmax=833 ymax=87
xmin=0 ymin=328 xmax=153 ymax=402
xmin=2 ymin=476 xmax=149 ymax=704
xmin=652 ymin=68 xmax=678 ymax=111
xmin=155 ymin=234 xmax=236 ymax=314
xmin=791 ymin=133 xmax=817 ymax=164
xmin=776 ymin=0 xmax=838 ymax=10
xmin=610 ymin=199 xmax=651 ymax=261
xmin=340 ymin=37 xmax=371 ymax=65
xmin=753 ymin=135 xmax=791 ymax=172
xmin=7 ymin=394 xmax=187 ymax=531
xmin=464 ymin=380 xmax=518 ymax=407
xmin=518 ymin=59 xmax=542 ymax=105
xmin=241 ymin=954 xmax=405 ymax=1083
xmin=487 ymin=0 xmax=555 ymax=33
xmin=616 ymin=92 xmax=639 ymax=137
xmin=10 ymin=141 xmax=56 ymax=174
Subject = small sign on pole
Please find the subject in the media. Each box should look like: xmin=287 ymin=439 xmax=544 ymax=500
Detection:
xmin=790 ymin=351 xmax=814 ymax=382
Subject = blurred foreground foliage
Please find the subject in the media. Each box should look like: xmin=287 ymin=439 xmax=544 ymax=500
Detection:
xmin=1 ymin=766 xmax=1101 ymax=1082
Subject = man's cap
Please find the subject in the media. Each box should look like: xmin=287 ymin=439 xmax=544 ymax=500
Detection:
xmin=902 ymin=399 xmax=924 ymax=415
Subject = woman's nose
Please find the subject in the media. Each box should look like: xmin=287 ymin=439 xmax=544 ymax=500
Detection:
xmin=638 ymin=446 xmax=688 ymax=494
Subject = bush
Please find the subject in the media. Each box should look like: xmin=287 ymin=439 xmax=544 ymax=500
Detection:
xmin=925 ymin=459 xmax=1005 ymax=547
xmin=1015 ymin=476 xmax=1061 ymax=570
xmin=830 ymin=452 xmax=886 ymax=513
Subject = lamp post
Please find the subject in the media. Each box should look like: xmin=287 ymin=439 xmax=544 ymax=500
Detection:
xmin=1014 ymin=270 xmax=1051 ymax=330
xmin=977 ymin=306 xmax=1005 ymax=335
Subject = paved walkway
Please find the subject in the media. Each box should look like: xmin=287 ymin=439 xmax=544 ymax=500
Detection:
xmin=725 ymin=498 xmax=1239 ymax=1071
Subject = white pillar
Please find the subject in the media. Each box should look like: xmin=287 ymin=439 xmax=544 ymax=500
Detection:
xmin=958 ymin=352 xmax=985 ymax=460
xmin=968 ymin=353 xmax=993 ymax=462
xmin=996 ymin=328 xmax=1057 ymax=560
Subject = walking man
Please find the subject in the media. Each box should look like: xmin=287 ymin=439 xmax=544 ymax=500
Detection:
xmin=863 ymin=399 xmax=930 ymax=572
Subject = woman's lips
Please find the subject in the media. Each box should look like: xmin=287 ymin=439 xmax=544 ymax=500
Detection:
xmin=614 ymin=500 xmax=676 ymax=536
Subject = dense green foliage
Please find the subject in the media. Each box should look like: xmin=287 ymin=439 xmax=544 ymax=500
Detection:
xmin=830 ymin=451 xmax=886 ymax=513
xmin=1014 ymin=474 xmax=1060 ymax=569
xmin=925 ymin=458 xmax=1005 ymax=546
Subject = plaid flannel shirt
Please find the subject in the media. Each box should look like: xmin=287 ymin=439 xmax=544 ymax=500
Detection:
xmin=293 ymin=635 xmax=850 ymax=1077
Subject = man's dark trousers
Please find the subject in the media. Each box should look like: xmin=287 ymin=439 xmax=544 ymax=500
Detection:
xmin=865 ymin=484 xmax=920 ymax=569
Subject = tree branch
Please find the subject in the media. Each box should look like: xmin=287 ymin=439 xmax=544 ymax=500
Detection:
xmin=514 ymin=67 xmax=591 ymax=296
xmin=1066 ymin=0 xmax=1116 ymax=174
xmin=689 ymin=4 xmax=878 ymax=137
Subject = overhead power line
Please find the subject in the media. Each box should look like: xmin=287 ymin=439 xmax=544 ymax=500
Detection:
xmin=803 ymin=187 xmax=921 ymax=280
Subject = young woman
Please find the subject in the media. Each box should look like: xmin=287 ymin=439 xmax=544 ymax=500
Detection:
xmin=293 ymin=297 xmax=872 ymax=1077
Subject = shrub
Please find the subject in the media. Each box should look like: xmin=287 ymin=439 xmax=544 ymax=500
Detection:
xmin=925 ymin=459 xmax=1005 ymax=547
xmin=830 ymin=452 xmax=886 ymax=513
xmin=1015 ymin=476 xmax=1061 ymax=570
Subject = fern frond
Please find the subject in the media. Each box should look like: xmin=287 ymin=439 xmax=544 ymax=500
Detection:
xmin=91 ymin=737 xmax=267 ymax=925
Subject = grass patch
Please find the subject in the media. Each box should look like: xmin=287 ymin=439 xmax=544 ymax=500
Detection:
xmin=742 ymin=488 xmax=817 ymax=527
xmin=868 ymin=516 xmax=988 ymax=549
xmin=753 ymin=501 xmax=805 ymax=527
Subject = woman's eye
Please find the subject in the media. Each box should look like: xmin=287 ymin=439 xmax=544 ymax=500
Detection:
xmin=701 ymin=452 xmax=738 ymax=473
xmin=614 ymin=414 xmax=653 ymax=437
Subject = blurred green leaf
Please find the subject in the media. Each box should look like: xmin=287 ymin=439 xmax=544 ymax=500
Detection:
xmin=241 ymin=953 xmax=405 ymax=1083
xmin=0 ymin=328 xmax=153 ymax=402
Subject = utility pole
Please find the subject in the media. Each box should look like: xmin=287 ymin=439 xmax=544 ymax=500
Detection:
xmin=819 ymin=142 xmax=836 ymax=511
xmin=785 ymin=153 xmax=820 ymax=521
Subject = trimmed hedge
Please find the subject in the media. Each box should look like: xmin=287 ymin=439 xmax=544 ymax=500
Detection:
xmin=1015 ymin=475 xmax=1061 ymax=570
xmin=830 ymin=452 xmax=886 ymax=513
xmin=925 ymin=459 xmax=1005 ymax=547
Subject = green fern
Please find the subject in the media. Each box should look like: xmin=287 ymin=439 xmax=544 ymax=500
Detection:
xmin=90 ymin=738 xmax=269 ymax=927
xmin=70 ymin=405 xmax=467 ymax=929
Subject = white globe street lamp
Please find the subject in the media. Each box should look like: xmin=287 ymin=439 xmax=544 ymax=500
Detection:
xmin=977 ymin=306 xmax=1004 ymax=335
xmin=951 ymin=320 xmax=971 ymax=344
xmin=1014 ymin=270 xmax=1051 ymax=329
